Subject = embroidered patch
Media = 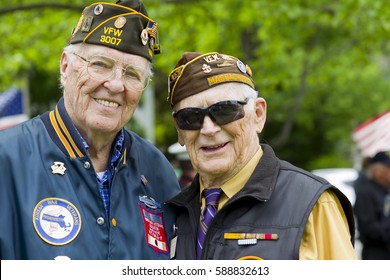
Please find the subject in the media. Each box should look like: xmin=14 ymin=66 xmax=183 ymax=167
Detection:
xmin=139 ymin=203 xmax=168 ymax=254
xmin=32 ymin=198 xmax=81 ymax=246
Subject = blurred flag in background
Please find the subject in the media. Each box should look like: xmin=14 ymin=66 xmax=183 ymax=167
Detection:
xmin=352 ymin=110 xmax=390 ymax=157
xmin=0 ymin=88 xmax=29 ymax=130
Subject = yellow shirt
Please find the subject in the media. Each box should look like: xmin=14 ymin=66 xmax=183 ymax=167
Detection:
xmin=200 ymin=146 xmax=357 ymax=260
xmin=299 ymin=190 xmax=357 ymax=259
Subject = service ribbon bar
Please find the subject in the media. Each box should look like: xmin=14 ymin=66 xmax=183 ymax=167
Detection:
xmin=224 ymin=233 xmax=278 ymax=240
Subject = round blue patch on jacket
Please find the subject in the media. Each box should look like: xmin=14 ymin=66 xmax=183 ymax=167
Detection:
xmin=32 ymin=198 xmax=82 ymax=246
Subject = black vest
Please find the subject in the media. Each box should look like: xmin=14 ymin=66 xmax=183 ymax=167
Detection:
xmin=169 ymin=144 xmax=354 ymax=260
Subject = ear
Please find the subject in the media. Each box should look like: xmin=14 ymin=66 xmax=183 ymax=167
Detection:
xmin=60 ymin=52 xmax=69 ymax=86
xmin=254 ymin=97 xmax=267 ymax=134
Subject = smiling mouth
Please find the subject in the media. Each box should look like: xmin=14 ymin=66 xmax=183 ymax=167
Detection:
xmin=201 ymin=142 xmax=228 ymax=152
xmin=94 ymin=98 xmax=119 ymax=108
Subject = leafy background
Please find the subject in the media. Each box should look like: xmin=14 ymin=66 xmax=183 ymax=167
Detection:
xmin=1 ymin=0 xmax=389 ymax=170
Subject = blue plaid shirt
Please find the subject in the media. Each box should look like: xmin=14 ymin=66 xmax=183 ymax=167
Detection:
xmin=79 ymin=129 xmax=125 ymax=216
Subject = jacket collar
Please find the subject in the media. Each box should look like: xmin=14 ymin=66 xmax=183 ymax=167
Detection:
xmin=40 ymin=97 xmax=87 ymax=158
xmin=239 ymin=144 xmax=280 ymax=201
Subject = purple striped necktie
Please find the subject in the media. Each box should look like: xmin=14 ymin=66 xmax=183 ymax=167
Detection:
xmin=196 ymin=188 xmax=222 ymax=259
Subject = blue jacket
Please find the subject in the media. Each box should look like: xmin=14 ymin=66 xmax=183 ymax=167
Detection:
xmin=0 ymin=98 xmax=181 ymax=259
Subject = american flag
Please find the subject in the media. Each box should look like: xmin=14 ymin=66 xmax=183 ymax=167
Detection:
xmin=0 ymin=88 xmax=29 ymax=130
xmin=352 ymin=110 xmax=390 ymax=157
xmin=147 ymin=21 xmax=158 ymax=38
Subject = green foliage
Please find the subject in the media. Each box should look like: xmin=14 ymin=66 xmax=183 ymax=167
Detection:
xmin=1 ymin=0 xmax=390 ymax=169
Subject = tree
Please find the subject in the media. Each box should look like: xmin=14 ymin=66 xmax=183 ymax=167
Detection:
xmin=1 ymin=0 xmax=390 ymax=169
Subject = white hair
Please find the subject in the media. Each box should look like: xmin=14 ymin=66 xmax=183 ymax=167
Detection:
xmin=63 ymin=44 xmax=83 ymax=62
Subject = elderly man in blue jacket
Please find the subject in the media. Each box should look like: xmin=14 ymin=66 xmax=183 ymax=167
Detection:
xmin=0 ymin=0 xmax=180 ymax=260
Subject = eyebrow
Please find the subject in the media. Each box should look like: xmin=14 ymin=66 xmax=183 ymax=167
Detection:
xmin=90 ymin=54 xmax=147 ymax=68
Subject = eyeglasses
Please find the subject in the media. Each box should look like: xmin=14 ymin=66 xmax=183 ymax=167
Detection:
xmin=173 ymin=99 xmax=248 ymax=130
xmin=72 ymin=53 xmax=150 ymax=91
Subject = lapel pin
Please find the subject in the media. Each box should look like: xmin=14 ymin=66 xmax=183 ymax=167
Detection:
xmin=94 ymin=4 xmax=103 ymax=15
xmin=140 ymin=29 xmax=149 ymax=45
xmin=51 ymin=162 xmax=66 ymax=175
xmin=140 ymin=175 xmax=148 ymax=186
xmin=114 ymin=16 xmax=126 ymax=29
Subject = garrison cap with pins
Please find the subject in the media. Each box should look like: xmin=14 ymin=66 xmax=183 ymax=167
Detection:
xmin=167 ymin=52 xmax=255 ymax=106
xmin=69 ymin=0 xmax=160 ymax=62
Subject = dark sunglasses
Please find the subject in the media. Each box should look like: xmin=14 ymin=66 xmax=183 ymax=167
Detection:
xmin=173 ymin=99 xmax=248 ymax=130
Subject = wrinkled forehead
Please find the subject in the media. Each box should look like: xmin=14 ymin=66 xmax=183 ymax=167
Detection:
xmin=174 ymin=83 xmax=247 ymax=111
xmin=79 ymin=44 xmax=149 ymax=67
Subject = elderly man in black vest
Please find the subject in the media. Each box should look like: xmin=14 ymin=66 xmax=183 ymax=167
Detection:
xmin=166 ymin=51 xmax=356 ymax=260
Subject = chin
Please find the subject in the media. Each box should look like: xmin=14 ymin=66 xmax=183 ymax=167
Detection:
xmin=89 ymin=122 xmax=119 ymax=134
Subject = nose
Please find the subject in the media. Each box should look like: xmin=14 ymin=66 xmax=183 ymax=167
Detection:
xmin=104 ymin=67 xmax=125 ymax=92
xmin=200 ymin=114 xmax=221 ymax=135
